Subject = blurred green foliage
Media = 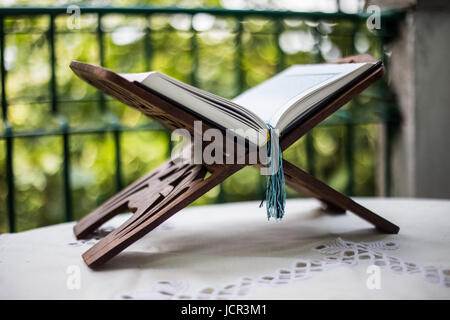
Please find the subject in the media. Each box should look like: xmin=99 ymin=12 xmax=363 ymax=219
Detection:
xmin=0 ymin=3 xmax=391 ymax=233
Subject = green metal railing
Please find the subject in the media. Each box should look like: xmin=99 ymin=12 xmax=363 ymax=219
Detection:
xmin=0 ymin=6 xmax=403 ymax=232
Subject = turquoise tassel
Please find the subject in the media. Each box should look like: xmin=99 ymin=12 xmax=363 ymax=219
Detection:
xmin=262 ymin=124 xmax=286 ymax=220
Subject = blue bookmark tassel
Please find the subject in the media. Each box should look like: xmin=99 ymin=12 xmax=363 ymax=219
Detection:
xmin=261 ymin=124 xmax=286 ymax=220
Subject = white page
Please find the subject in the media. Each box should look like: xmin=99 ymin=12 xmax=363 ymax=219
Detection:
xmin=118 ymin=63 xmax=372 ymax=146
xmin=119 ymin=72 xmax=152 ymax=82
xmin=232 ymin=63 xmax=369 ymax=125
xmin=125 ymin=71 xmax=266 ymax=145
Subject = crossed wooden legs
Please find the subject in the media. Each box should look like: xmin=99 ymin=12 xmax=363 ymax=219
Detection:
xmin=74 ymin=154 xmax=399 ymax=268
xmin=74 ymin=155 xmax=244 ymax=267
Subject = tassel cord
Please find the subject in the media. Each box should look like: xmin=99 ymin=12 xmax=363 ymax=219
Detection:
xmin=263 ymin=124 xmax=286 ymax=220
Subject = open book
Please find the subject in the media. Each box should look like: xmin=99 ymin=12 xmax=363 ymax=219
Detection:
xmin=121 ymin=61 xmax=380 ymax=146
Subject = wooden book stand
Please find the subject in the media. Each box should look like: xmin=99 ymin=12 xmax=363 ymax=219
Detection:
xmin=70 ymin=54 xmax=399 ymax=268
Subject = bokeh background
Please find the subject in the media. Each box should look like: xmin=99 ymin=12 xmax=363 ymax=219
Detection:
xmin=0 ymin=0 xmax=401 ymax=232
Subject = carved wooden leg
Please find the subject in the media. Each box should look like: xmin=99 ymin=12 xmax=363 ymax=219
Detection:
xmin=74 ymin=157 xmax=178 ymax=239
xmin=282 ymin=169 xmax=346 ymax=214
xmin=283 ymin=159 xmax=399 ymax=234
xmin=77 ymin=160 xmax=243 ymax=268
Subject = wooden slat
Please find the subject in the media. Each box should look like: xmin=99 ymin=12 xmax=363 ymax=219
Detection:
xmin=283 ymin=160 xmax=399 ymax=233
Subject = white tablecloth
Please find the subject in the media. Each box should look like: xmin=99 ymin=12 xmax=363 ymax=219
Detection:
xmin=0 ymin=198 xmax=449 ymax=299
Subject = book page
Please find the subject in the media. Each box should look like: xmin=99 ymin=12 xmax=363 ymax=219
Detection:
xmin=117 ymin=63 xmax=372 ymax=146
xmin=119 ymin=72 xmax=153 ymax=82
xmin=232 ymin=63 xmax=369 ymax=125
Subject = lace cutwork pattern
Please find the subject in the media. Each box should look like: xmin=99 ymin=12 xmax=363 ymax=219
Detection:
xmin=116 ymin=237 xmax=450 ymax=300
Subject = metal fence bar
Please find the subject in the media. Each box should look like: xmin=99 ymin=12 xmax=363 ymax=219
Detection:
xmin=0 ymin=17 xmax=16 ymax=232
xmin=112 ymin=121 xmax=123 ymax=192
xmin=144 ymin=15 xmax=175 ymax=164
xmin=0 ymin=16 xmax=6 ymax=120
xmin=275 ymin=19 xmax=285 ymax=73
xmin=97 ymin=13 xmax=106 ymax=112
xmin=345 ymin=123 xmax=355 ymax=196
xmin=345 ymin=23 xmax=359 ymax=196
xmin=0 ymin=7 xmax=403 ymax=24
xmin=379 ymin=23 xmax=396 ymax=197
xmin=49 ymin=14 xmax=73 ymax=222
xmin=190 ymin=19 xmax=199 ymax=88
xmin=0 ymin=110 xmax=393 ymax=140
xmin=144 ymin=15 xmax=152 ymax=71
xmin=0 ymin=123 xmax=166 ymax=139
xmin=61 ymin=119 xmax=73 ymax=221
xmin=5 ymin=124 xmax=14 ymax=232
xmin=235 ymin=18 xmax=244 ymax=93
xmin=305 ymin=133 xmax=315 ymax=177
xmin=97 ymin=13 xmax=124 ymax=193
xmin=49 ymin=14 xmax=58 ymax=114
xmin=306 ymin=24 xmax=325 ymax=178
